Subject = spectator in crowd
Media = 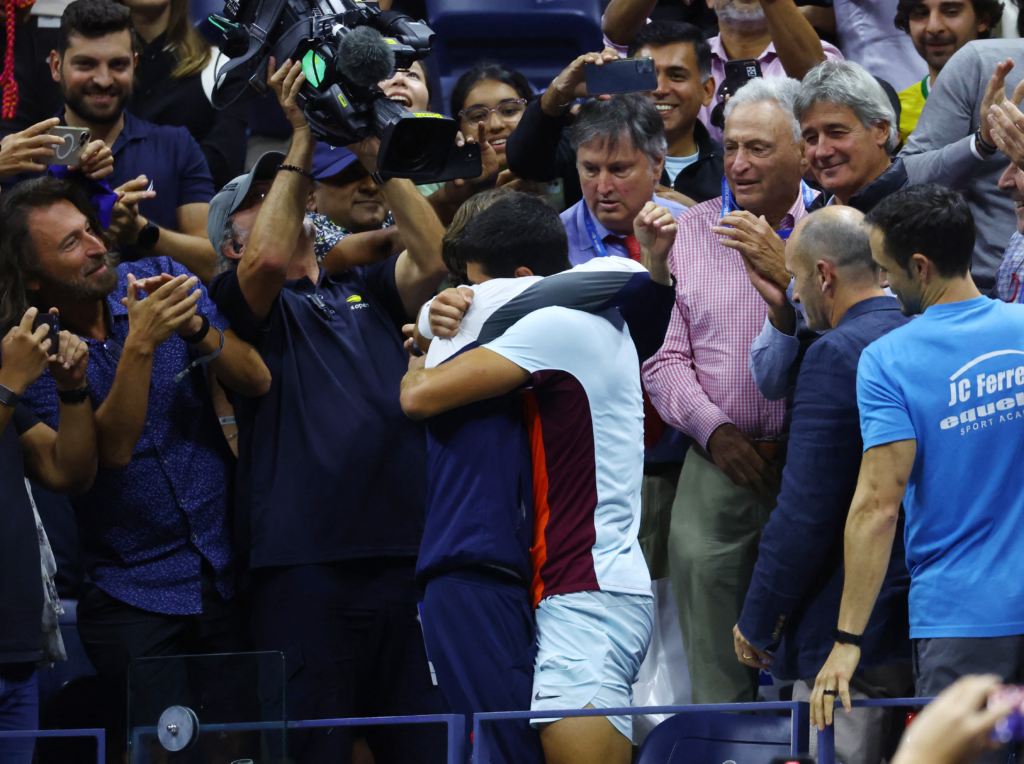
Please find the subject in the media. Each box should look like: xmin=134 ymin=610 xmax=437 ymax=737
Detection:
xmin=207 ymin=59 xmax=450 ymax=763
xmin=642 ymin=76 xmax=812 ymax=704
xmin=119 ymin=0 xmax=249 ymax=189
xmin=401 ymin=197 xmax=662 ymax=764
xmin=625 ymin=22 xmax=723 ymax=206
xmin=505 ymin=39 xmax=711 ymax=211
xmin=698 ymin=0 xmax=842 ymax=143
xmin=0 ymin=308 xmax=95 ymax=764
xmin=901 ymin=41 xmax=1024 ymax=292
xmin=801 ymin=61 xmax=906 ymax=211
xmin=408 ymin=190 xmax=675 ymax=764
xmin=809 ymin=186 xmax=1024 ymax=760
xmin=734 ymin=207 xmax=912 ymax=764
xmin=39 ymin=0 xmax=220 ymax=283
xmin=2 ymin=176 xmax=269 ymax=763
xmin=596 ymin=0 xmax=840 ymax=146
xmin=893 ymin=0 xmax=1002 ymax=143
xmin=380 ymin=59 xmax=432 ymax=114
xmin=310 ymin=143 xmax=394 ymax=235
xmin=560 ymin=94 xmax=687 ymax=265
xmin=817 ymin=0 xmax=929 ymax=92
xmin=991 ymin=98 xmax=1024 ymax=302
xmin=745 ymin=59 xmax=908 ymax=402
xmin=602 ymin=0 xmax=717 ymax=55
xmin=450 ymin=62 xmax=532 ymax=179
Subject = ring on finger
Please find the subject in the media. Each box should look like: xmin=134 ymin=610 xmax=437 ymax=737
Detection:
xmin=742 ymin=653 xmax=752 ymax=660
xmin=823 ymin=689 xmax=838 ymax=696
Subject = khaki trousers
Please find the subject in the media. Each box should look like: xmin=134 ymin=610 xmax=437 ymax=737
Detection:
xmin=668 ymin=445 xmax=775 ymax=704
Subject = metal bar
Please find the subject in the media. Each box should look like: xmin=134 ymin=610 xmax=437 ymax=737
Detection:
xmin=792 ymin=701 xmax=810 ymax=756
xmin=0 ymin=728 xmax=105 ymax=763
xmin=133 ymin=715 xmax=464 ymax=764
xmin=475 ymin=701 xmax=810 ymax=762
xmin=475 ymin=700 xmax=805 ymax=721
xmin=814 ymin=697 xmax=933 ymax=764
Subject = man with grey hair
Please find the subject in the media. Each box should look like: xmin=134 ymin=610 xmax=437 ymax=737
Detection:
xmin=799 ymin=61 xmax=907 ymax=211
xmin=734 ymin=206 xmax=913 ymax=764
xmin=642 ymin=75 xmax=816 ymax=704
xmin=744 ymin=60 xmax=910 ymax=403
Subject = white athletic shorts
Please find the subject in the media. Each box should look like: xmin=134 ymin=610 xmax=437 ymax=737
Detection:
xmin=530 ymin=590 xmax=654 ymax=739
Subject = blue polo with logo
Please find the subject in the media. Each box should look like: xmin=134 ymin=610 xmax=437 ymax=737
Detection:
xmin=209 ymin=255 xmax=426 ymax=567
xmin=857 ymin=296 xmax=1024 ymax=638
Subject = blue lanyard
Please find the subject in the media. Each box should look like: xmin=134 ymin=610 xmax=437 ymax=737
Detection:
xmin=720 ymin=176 xmax=816 ymax=240
xmin=582 ymin=202 xmax=612 ymax=258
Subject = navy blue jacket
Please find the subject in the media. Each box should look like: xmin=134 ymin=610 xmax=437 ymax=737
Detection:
xmin=738 ymin=296 xmax=912 ymax=681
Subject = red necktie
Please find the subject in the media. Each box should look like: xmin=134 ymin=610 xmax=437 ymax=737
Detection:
xmin=605 ymin=235 xmax=643 ymax=262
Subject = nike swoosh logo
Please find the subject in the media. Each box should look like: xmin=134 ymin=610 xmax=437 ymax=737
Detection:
xmin=534 ymin=692 xmax=561 ymax=701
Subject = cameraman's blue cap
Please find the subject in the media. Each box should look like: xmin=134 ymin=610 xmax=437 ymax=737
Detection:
xmin=207 ymin=151 xmax=285 ymax=250
xmin=312 ymin=143 xmax=360 ymax=180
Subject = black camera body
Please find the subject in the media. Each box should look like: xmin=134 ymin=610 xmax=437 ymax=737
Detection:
xmin=211 ymin=0 xmax=481 ymax=182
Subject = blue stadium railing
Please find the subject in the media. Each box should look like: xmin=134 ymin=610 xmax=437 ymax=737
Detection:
xmin=475 ymin=701 xmax=812 ymax=764
xmin=0 ymin=728 xmax=105 ymax=762
xmin=816 ymin=697 xmax=932 ymax=764
xmin=5 ymin=698 xmax=936 ymax=764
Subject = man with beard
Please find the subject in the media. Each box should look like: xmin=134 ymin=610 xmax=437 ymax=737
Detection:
xmin=35 ymin=0 xmax=221 ymax=284
xmin=4 ymin=176 xmax=270 ymax=763
xmin=893 ymin=0 xmax=1002 ymax=143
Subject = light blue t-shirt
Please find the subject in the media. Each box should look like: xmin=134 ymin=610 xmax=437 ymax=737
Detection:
xmin=857 ymin=296 xmax=1024 ymax=639
xmin=663 ymin=152 xmax=699 ymax=187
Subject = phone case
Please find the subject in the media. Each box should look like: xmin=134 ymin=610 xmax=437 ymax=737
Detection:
xmin=585 ymin=58 xmax=658 ymax=96
xmin=43 ymin=127 xmax=91 ymax=167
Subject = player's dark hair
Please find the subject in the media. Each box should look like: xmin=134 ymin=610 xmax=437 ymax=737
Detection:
xmin=458 ymin=194 xmax=569 ymax=279
xmin=627 ymin=21 xmax=712 ymax=82
xmin=865 ymin=184 xmax=975 ymax=277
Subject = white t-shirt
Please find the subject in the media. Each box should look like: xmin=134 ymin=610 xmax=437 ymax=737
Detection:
xmin=485 ymin=306 xmax=651 ymax=601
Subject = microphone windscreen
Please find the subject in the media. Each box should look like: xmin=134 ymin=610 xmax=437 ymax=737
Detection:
xmin=335 ymin=26 xmax=396 ymax=88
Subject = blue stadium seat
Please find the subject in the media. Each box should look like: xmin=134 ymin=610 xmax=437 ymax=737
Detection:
xmin=424 ymin=0 xmax=604 ymax=113
xmin=635 ymin=711 xmax=795 ymax=764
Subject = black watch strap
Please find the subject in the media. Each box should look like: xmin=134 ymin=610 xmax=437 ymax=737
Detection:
xmin=181 ymin=314 xmax=211 ymax=345
xmin=137 ymin=220 xmax=160 ymax=249
xmin=0 ymin=383 xmax=19 ymax=407
xmin=833 ymin=629 xmax=863 ymax=646
xmin=57 ymin=386 xmax=91 ymax=405
xmin=976 ymin=129 xmax=998 ymax=156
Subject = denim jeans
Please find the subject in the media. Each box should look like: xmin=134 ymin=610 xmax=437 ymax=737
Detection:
xmin=0 ymin=663 xmax=39 ymax=764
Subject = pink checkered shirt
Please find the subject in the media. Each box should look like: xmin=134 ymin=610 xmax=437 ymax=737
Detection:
xmin=642 ymin=191 xmax=813 ymax=449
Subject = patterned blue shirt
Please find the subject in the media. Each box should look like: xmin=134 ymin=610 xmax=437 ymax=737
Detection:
xmin=996 ymin=232 xmax=1024 ymax=303
xmin=22 ymin=257 xmax=235 ymax=615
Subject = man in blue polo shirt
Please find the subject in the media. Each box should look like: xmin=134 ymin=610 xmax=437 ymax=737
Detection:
xmin=809 ymin=186 xmax=1024 ymax=757
xmin=207 ymin=60 xmax=450 ymax=764
xmin=25 ymin=0 xmax=219 ymax=283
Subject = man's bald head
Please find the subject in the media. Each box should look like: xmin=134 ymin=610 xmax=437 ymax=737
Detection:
xmin=789 ymin=206 xmax=876 ymax=282
xmin=786 ymin=206 xmax=881 ymax=331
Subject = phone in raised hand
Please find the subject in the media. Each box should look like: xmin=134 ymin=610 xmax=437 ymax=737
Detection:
xmin=42 ymin=126 xmax=91 ymax=167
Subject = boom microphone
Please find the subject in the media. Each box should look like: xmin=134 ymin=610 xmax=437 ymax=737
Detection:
xmin=335 ymin=26 xmax=395 ymax=88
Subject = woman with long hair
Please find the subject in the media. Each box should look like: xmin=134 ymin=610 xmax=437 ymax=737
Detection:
xmin=119 ymin=0 xmax=248 ymax=189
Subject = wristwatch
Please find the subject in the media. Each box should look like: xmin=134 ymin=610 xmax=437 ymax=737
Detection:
xmin=57 ymin=385 xmax=90 ymax=405
xmin=833 ymin=629 xmax=864 ymax=647
xmin=137 ymin=220 xmax=160 ymax=249
xmin=0 ymin=383 xmax=19 ymax=408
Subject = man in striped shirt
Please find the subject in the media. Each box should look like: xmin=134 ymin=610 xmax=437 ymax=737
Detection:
xmin=642 ymin=76 xmax=815 ymax=704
